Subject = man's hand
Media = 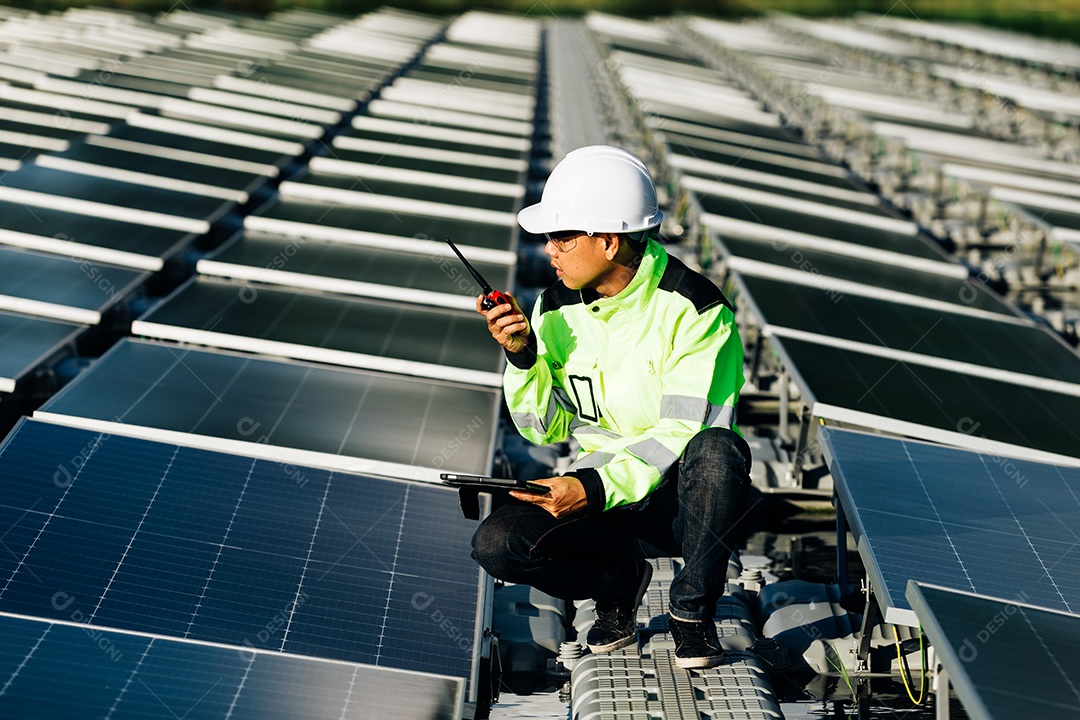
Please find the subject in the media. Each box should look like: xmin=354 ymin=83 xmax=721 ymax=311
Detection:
xmin=511 ymin=476 xmax=587 ymax=518
xmin=477 ymin=294 xmax=531 ymax=354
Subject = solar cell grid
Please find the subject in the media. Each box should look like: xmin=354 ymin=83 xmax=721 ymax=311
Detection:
xmin=0 ymin=247 xmax=147 ymax=323
xmin=782 ymin=336 xmax=1080 ymax=461
xmin=38 ymin=339 xmax=500 ymax=477
xmin=0 ymin=165 xmax=232 ymax=224
xmin=0 ymin=312 xmax=84 ymax=393
xmin=254 ymin=198 xmax=516 ymax=250
xmin=134 ymin=277 xmax=503 ymax=382
xmin=715 ymin=233 xmax=1012 ymax=315
xmin=0 ymin=419 xmax=483 ymax=680
xmin=823 ymin=427 xmax=1080 ymax=624
xmin=740 ymin=274 xmax=1080 ymax=383
xmin=0 ymin=613 xmax=463 ymax=719
xmin=908 ymin=583 xmax=1080 ymax=720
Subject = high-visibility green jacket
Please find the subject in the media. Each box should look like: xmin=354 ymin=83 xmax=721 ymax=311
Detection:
xmin=504 ymin=238 xmax=744 ymax=513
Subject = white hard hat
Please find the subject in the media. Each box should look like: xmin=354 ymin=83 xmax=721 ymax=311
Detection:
xmin=517 ymin=145 xmax=663 ymax=235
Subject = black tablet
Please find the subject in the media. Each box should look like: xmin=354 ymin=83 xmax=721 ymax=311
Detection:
xmin=440 ymin=473 xmax=550 ymax=494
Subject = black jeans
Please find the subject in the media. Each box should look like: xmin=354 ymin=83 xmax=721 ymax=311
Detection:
xmin=471 ymin=427 xmax=752 ymax=622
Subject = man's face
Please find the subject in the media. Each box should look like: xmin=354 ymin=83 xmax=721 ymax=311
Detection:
xmin=544 ymin=231 xmax=613 ymax=290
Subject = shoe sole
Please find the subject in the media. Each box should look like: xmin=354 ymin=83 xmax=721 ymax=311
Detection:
xmin=674 ymin=653 xmax=724 ymax=669
xmin=586 ymin=633 xmax=638 ymax=653
xmin=586 ymin=561 xmax=654 ymax=654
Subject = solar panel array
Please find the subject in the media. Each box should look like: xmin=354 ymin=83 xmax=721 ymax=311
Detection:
xmin=0 ymin=419 xmax=484 ymax=677
xmin=581 ymin=15 xmax=1080 ymax=719
xmin=822 ymin=426 xmax=1080 ymax=625
xmin=0 ymin=7 xmax=543 ymax=716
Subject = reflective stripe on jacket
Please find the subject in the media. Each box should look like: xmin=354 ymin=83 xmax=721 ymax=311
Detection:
xmin=503 ymin=238 xmax=744 ymax=512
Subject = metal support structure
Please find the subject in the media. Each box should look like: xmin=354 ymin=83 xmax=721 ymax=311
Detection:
xmin=936 ymin=664 xmax=951 ymax=720
xmin=835 ymin=495 xmax=849 ymax=589
xmin=778 ymin=370 xmax=790 ymax=444
xmin=856 ymin=586 xmax=879 ymax=670
xmin=791 ymin=405 xmax=813 ymax=488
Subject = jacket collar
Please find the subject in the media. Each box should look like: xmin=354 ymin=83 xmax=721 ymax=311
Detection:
xmin=581 ymin=238 xmax=667 ymax=320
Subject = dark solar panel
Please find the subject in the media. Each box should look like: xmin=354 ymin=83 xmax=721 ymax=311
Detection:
xmin=135 ymin=277 xmax=503 ymax=377
xmin=0 ymin=312 xmax=83 ymax=393
xmin=0 ymin=165 xmax=233 ymax=224
xmin=740 ymin=274 xmax=1080 ymax=382
xmin=106 ymin=125 xmax=292 ymax=167
xmin=1010 ymin=202 xmax=1080 ymax=233
xmin=667 ymin=136 xmax=874 ymax=188
xmin=294 ymin=171 xmax=521 ymax=213
xmin=75 ymin=69 xmax=197 ymax=98
xmin=695 ymin=192 xmax=942 ymax=260
xmin=0 ymin=117 xmax=88 ymax=142
xmin=39 ymin=339 xmax=500 ymax=475
xmin=348 ymin=126 xmax=528 ymax=159
xmin=321 ymin=146 xmax=524 ymax=184
xmin=411 ymin=62 xmax=534 ymax=87
xmin=717 ymin=234 xmax=1012 ymax=315
xmin=0 ymin=199 xmax=195 ymax=268
xmin=0 ymin=418 xmax=484 ymax=681
xmin=203 ymin=231 xmax=513 ymax=298
xmin=823 ymin=427 xmax=1080 ymax=624
xmin=681 ymin=171 xmax=877 ymax=213
xmin=254 ymin=199 xmax=515 ymax=252
xmin=907 ymin=583 xmax=1080 ymax=720
xmin=0 ymin=99 xmax=121 ymax=125
xmin=0 ymin=247 xmax=147 ymax=321
xmin=0 ymin=614 xmax=463 ymax=718
xmin=780 ymin=335 xmax=1080 ymax=459
xmin=51 ymin=144 xmax=270 ymax=194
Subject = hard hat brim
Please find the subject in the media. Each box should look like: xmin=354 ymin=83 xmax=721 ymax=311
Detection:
xmin=517 ymin=202 xmax=663 ymax=235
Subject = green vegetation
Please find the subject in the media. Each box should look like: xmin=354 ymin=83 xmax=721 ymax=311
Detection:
xmin=1 ymin=0 xmax=1079 ymax=44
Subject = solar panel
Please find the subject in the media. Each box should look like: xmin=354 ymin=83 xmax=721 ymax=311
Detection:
xmin=326 ymin=141 xmax=526 ymax=184
xmin=44 ymin=143 xmax=271 ymax=196
xmin=0 ymin=199 xmax=195 ymax=271
xmin=133 ymin=277 xmax=503 ymax=386
xmin=0 ymin=613 xmax=464 ymax=719
xmin=293 ymin=170 xmax=523 ymax=213
xmin=0 ymin=418 xmax=486 ymax=684
xmin=674 ymin=158 xmax=876 ymax=211
xmin=779 ymin=335 xmax=1080 ymax=463
xmin=714 ymin=233 xmax=1013 ymax=316
xmin=198 ymin=231 xmax=513 ymax=307
xmin=0 ymin=312 xmax=83 ymax=394
xmin=822 ymin=427 xmax=1080 ymax=625
xmin=349 ymin=116 xmax=532 ymax=157
xmin=0 ymin=247 xmax=148 ymax=325
xmin=249 ymin=199 xmax=516 ymax=252
xmin=37 ymin=339 xmax=500 ymax=479
xmin=0 ymin=165 xmax=232 ymax=232
xmin=105 ymin=124 xmax=295 ymax=169
xmin=692 ymin=189 xmax=942 ymax=260
xmin=907 ymin=583 xmax=1080 ymax=720
xmin=738 ymin=273 xmax=1080 ymax=383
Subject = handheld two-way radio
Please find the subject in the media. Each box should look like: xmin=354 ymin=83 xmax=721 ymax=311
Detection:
xmin=445 ymin=238 xmax=515 ymax=312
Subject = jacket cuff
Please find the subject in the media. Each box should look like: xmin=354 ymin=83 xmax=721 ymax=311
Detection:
xmin=567 ymin=468 xmax=606 ymax=515
xmin=504 ymin=334 xmax=538 ymax=370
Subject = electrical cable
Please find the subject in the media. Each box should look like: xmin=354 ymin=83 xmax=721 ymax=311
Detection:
xmin=892 ymin=624 xmax=926 ymax=705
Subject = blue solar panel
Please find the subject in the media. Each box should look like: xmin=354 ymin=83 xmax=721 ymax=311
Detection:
xmin=0 ymin=419 xmax=484 ymax=683
xmin=908 ymin=583 xmax=1080 ymax=720
xmin=0 ymin=613 xmax=464 ymax=719
xmin=823 ymin=427 xmax=1080 ymax=625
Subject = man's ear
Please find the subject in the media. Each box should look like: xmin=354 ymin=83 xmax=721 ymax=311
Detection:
xmin=602 ymin=232 xmax=620 ymax=259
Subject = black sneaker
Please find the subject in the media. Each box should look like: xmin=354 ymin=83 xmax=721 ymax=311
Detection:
xmin=668 ymin=617 xmax=724 ymax=669
xmin=585 ymin=560 xmax=653 ymax=653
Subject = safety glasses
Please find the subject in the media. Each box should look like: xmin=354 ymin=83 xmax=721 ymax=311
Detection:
xmin=544 ymin=230 xmax=584 ymax=252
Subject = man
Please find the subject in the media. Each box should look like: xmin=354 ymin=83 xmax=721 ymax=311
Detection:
xmin=471 ymin=145 xmax=751 ymax=669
